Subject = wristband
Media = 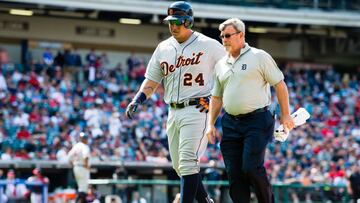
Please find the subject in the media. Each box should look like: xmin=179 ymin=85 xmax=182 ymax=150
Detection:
xmin=133 ymin=92 xmax=147 ymax=104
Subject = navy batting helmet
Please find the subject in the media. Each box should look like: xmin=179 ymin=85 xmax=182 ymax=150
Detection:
xmin=164 ymin=1 xmax=194 ymax=29
xmin=79 ymin=132 xmax=88 ymax=139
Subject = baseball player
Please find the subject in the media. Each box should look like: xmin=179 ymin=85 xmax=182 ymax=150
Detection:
xmin=68 ymin=132 xmax=90 ymax=203
xmin=125 ymin=1 xmax=225 ymax=202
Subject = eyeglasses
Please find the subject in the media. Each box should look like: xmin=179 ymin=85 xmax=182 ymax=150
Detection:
xmin=219 ymin=31 xmax=241 ymax=39
xmin=168 ymin=19 xmax=183 ymax=26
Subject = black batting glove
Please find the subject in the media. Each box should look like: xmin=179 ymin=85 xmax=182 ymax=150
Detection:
xmin=125 ymin=101 xmax=139 ymax=119
xmin=125 ymin=92 xmax=147 ymax=119
xmin=196 ymin=97 xmax=210 ymax=113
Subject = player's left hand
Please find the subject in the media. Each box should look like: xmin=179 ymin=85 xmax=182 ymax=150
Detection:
xmin=125 ymin=101 xmax=139 ymax=119
xmin=196 ymin=97 xmax=210 ymax=113
xmin=281 ymin=114 xmax=295 ymax=134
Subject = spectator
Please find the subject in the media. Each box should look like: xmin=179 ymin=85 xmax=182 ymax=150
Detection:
xmin=86 ymin=185 xmax=100 ymax=203
xmin=26 ymin=168 xmax=49 ymax=203
xmin=63 ymin=49 xmax=73 ymax=67
xmin=84 ymin=103 xmax=101 ymax=128
xmin=0 ymin=71 xmax=7 ymax=90
xmin=54 ymin=50 xmax=65 ymax=67
xmin=131 ymin=191 xmax=147 ymax=203
xmin=73 ymin=49 xmax=82 ymax=67
xmin=100 ymin=52 xmax=110 ymax=69
xmin=109 ymin=111 xmax=122 ymax=137
xmin=348 ymin=164 xmax=360 ymax=203
xmin=112 ymin=166 xmax=129 ymax=202
xmin=0 ymin=46 xmax=9 ymax=67
xmin=42 ymin=48 xmax=53 ymax=66
xmin=126 ymin=52 xmax=138 ymax=73
xmin=86 ymin=48 xmax=97 ymax=66
xmin=5 ymin=169 xmax=28 ymax=203
xmin=0 ymin=169 xmax=8 ymax=202
xmin=16 ymin=126 xmax=31 ymax=140
xmin=1 ymin=147 xmax=13 ymax=160
xmin=12 ymin=112 xmax=29 ymax=127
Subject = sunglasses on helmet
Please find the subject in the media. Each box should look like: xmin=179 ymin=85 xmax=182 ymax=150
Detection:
xmin=168 ymin=19 xmax=183 ymax=26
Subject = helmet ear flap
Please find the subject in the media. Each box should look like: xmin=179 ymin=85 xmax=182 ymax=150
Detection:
xmin=183 ymin=16 xmax=193 ymax=29
xmin=184 ymin=19 xmax=190 ymax=28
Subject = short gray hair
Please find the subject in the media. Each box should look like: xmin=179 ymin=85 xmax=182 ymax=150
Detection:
xmin=219 ymin=18 xmax=246 ymax=34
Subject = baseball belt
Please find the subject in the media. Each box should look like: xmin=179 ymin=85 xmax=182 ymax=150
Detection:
xmin=169 ymin=98 xmax=203 ymax=109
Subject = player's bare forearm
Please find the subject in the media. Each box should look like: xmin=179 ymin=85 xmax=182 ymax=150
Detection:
xmin=84 ymin=158 xmax=89 ymax=169
xmin=206 ymin=96 xmax=223 ymax=144
xmin=274 ymin=80 xmax=290 ymax=116
xmin=138 ymin=78 xmax=160 ymax=98
xmin=274 ymin=80 xmax=295 ymax=131
xmin=208 ymin=96 xmax=223 ymax=126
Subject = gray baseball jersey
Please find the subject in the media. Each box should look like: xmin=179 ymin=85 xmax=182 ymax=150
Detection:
xmin=68 ymin=142 xmax=90 ymax=166
xmin=145 ymin=31 xmax=225 ymax=103
xmin=68 ymin=142 xmax=90 ymax=192
xmin=145 ymin=31 xmax=225 ymax=176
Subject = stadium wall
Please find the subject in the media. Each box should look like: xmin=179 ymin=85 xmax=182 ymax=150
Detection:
xmin=0 ymin=13 xmax=169 ymax=49
xmin=1 ymin=13 xmax=359 ymax=67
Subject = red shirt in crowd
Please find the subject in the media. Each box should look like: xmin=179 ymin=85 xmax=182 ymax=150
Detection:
xmin=17 ymin=129 xmax=30 ymax=140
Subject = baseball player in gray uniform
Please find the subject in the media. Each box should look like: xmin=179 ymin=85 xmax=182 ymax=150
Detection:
xmin=68 ymin=132 xmax=91 ymax=203
xmin=125 ymin=1 xmax=225 ymax=203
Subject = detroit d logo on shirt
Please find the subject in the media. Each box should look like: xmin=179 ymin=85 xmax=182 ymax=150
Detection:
xmin=160 ymin=52 xmax=204 ymax=76
xmin=242 ymin=64 xmax=247 ymax=70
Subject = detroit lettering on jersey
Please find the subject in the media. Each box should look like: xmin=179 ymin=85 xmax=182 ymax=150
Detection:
xmin=161 ymin=52 xmax=203 ymax=76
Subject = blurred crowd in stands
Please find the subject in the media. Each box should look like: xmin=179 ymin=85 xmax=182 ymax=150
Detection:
xmin=0 ymin=46 xmax=359 ymax=190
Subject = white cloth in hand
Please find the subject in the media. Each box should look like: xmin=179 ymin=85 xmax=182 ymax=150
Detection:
xmin=274 ymin=107 xmax=310 ymax=142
